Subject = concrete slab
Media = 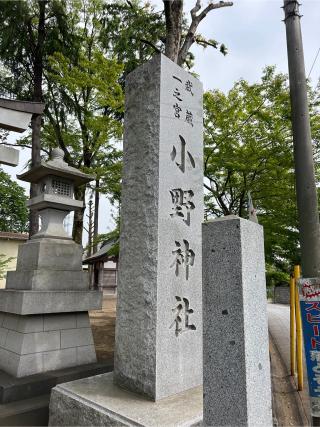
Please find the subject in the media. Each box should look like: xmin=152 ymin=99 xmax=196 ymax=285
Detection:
xmin=49 ymin=372 xmax=202 ymax=427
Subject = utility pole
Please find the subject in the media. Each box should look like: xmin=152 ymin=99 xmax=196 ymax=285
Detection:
xmin=283 ymin=2 xmax=320 ymax=425
xmin=283 ymin=0 xmax=320 ymax=278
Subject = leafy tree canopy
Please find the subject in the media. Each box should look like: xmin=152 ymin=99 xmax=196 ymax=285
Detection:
xmin=203 ymin=66 xmax=320 ymax=280
xmin=0 ymin=169 xmax=28 ymax=233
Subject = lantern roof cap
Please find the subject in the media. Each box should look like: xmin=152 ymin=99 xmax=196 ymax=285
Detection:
xmin=17 ymin=148 xmax=94 ymax=186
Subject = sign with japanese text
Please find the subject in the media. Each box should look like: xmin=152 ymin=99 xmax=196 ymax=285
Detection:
xmin=299 ymin=278 xmax=320 ymax=417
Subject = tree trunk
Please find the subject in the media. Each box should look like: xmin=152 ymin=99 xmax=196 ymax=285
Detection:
xmin=73 ymin=185 xmax=86 ymax=244
xmin=164 ymin=0 xmax=183 ymax=63
xmin=93 ymin=179 xmax=100 ymax=253
xmin=87 ymin=199 xmax=93 ymax=256
xmin=29 ymin=0 xmax=47 ymax=237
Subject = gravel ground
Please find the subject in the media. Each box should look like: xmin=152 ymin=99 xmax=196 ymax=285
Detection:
xmin=89 ymin=294 xmax=116 ymax=363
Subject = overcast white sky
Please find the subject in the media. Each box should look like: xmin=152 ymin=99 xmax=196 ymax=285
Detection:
xmin=2 ymin=0 xmax=320 ymax=245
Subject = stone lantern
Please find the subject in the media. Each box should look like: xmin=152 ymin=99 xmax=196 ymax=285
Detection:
xmin=0 ymin=148 xmax=102 ymax=378
xmin=18 ymin=148 xmax=90 ymax=240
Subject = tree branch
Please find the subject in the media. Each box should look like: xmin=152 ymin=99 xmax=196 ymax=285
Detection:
xmin=197 ymin=1 xmax=233 ymax=22
xmin=195 ymin=37 xmax=218 ymax=49
xmin=140 ymin=38 xmax=161 ymax=53
xmin=177 ymin=0 xmax=233 ymax=65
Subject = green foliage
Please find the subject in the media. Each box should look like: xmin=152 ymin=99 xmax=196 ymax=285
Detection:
xmin=100 ymin=0 xmax=166 ymax=75
xmin=0 ymin=169 xmax=28 ymax=233
xmin=204 ymin=66 xmax=320 ymax=279
xmin=0 ymin=254 xmax=14 ymax=280
xmin=266 ymin=263 xmax=290 ymax=288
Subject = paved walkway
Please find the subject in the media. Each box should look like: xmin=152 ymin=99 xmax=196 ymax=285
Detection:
xmin=268 ymin=303 xmax=311 ymax=425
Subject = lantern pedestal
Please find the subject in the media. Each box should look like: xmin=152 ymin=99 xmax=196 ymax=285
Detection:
xmin=0 ymin=236 xmax=102 ymax=377
xmin=6 ymin=238 xmax=89 ymax=290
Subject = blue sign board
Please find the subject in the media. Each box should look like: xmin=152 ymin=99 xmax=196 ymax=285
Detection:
xmin=299 ymin=278 xmax=320 ymax=416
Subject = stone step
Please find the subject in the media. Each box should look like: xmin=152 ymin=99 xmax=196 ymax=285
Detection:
xmin=0 ymin=361 xmax=113 ymax=404
xmin=0 ymin=394 xmax=50 ymax=426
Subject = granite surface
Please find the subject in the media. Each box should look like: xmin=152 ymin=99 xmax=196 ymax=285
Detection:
xmin=49 ymin=372 xmax=203 ymax=427
xmin=202 ymin=216 xmax=272 ymax=427
xmin=115 ymin=54 xmax=203 ymax=400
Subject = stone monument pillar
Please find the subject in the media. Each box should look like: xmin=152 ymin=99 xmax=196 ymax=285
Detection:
xmin=114 ymin=53 xmax=203 ymax=400
xmin=0 ymin=149 xmax=102 ymax=377
xmin=49 ymin=54 xmax=203 ymax=426
xmin=202 ymin=216 xmax=272 ymax=427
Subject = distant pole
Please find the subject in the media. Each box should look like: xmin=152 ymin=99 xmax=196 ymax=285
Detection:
xmin=283 ymin=0 xmax=320 ymax=279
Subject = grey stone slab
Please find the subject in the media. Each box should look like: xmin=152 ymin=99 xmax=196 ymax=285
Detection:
xmin=27 ymin=193 xmax=83 ymax=212
xmin=17 ymin=353 xmax=44 ymax=377
xmin=76 ymin=312 xmax=90 ymax=328
xmin=21 ymin=331 xmax=60 ymax=354
xmin=0 ymin=328 xmax=8 ymax=347
xmin=48 ymin=372 xmax=202 ymax=427
xmin=0 ymin=394 xmax=50 ymax=427
xmin=15 ymin=238 xmax=83 ymax=271
xmin=0 ymin=290 xmax=102 ymax=315
xmin=3 ymin=330 xmax=24 ymax=354
xmin=3 ymin=313 xmax=20 ymax=330
xmin=6 ymin=270 xmax=88 ymax=291
xmin=115 ymin=54 xmax=203 ymax=401
xmin=61 ymin=328 xmax=94 ymax=349
xmin=0 ymin=362 xmax=113 ymax=404
xmin=0 ymin=348 xmax=20 ymax=377
xmin=43 ymin=348 xmax=77 ymax=372
xmin=0 ymin=313 xmax=44 ymax=333
xmin=76 ymin=345 xmax=96 ymax=365
xmin=202 ymin=216 xmax=272 ymax=427
xmin=44 ymin=314 xmax=77 ymax=331
xmin=0 ymin=145 xmax=19 ymax=166
xmin=17 ymin=314 xmax=44 ymax=333
xmin=1 ymin=328 xmax=61 ymax=356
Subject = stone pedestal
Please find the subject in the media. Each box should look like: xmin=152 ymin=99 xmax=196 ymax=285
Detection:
xmin=0 ymin=312 xmax=96 ymax=377
xmin=202 ymin=216 xmax=272 ymax=427
xmin=49 ymin=372 xmax=202 ymax=427
xmin=0 ymin=237 xmax=102 ymax=378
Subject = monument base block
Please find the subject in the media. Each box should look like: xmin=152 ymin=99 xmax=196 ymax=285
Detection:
xmin=49 ymin=372 xmax=203 ymax=427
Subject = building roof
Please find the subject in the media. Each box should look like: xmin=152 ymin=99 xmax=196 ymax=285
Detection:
xmin=0 ymin=231 xmax=28 ymax=241
xmin=83 ymin=238 xmax=119 ymax=265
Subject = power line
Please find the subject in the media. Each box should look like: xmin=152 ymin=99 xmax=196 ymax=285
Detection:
xmin=307 ymin=47 xmax=320 ymax=79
